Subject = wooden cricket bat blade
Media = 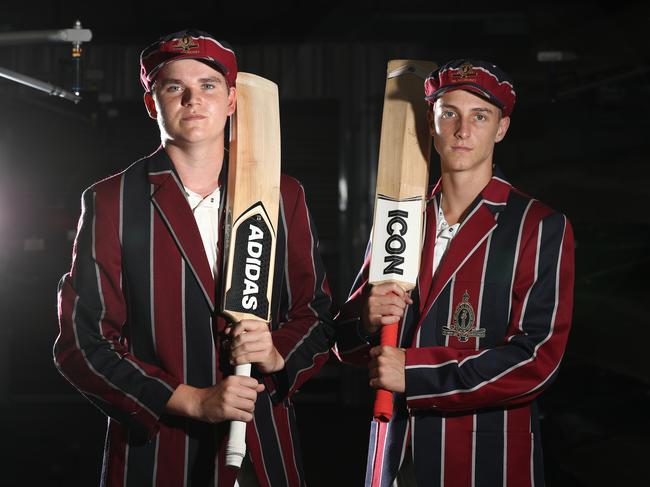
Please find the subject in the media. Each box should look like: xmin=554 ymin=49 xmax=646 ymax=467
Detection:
xmin=223 ymin=72 xmax=281 ymax=468
xmin=369 ymin=59 xmax=436 ymax=423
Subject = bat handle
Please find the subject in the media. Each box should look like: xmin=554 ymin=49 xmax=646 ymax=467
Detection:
xmin=225 ymin=363 xmax=252 ymax=468
xmin=373 ymin=322 xmax=399 ymax=422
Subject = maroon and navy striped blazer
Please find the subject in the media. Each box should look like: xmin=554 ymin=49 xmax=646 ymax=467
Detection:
xmin=335 ymin=169 xmax=574 ymax=487
xmin=54 ymin=147 xmax=335 ymax=487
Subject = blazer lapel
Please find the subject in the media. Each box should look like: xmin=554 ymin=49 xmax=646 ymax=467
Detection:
xmin=417 ymin=179 xmax=506 ymax=324
xmin=416 ymin=191 xmax=439 ymax=316
xmin=147 ymin=149 xmax=216 ymax=312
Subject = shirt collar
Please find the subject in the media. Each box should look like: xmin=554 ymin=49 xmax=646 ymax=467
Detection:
xmin=436 ymin=195 xmax=460 ymax=235
xmin=428 ymin=164 xmax=513 ymax=215
xmin=184 ymin=186 xmax=221 ymax=209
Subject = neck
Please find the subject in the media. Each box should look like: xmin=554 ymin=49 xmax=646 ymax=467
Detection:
xmin=439 ymin=163 xmax=493 ymax=225
xmin=163 ymin=139 xmax=224 ymax=197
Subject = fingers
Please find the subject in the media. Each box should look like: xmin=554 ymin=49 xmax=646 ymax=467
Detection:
xmin=231 ymin=346 xmax=283 ymax=374
xmin=368 ymin=345 xmax=384 ymax=358
xmin=199 ymin=376 xmax=265 ymax=423
xmin=224 ymin=376 xmax=266 ymax=395
xmin=370 ymin=282 xmax=414 ymax=304
xmin=231 ymin=336 xmax=268 ymax=359
xmin=368 ymin=362 xmax=386 ymax=390
xmin=363 ymin=284 xmax=414 ymax=331
xmin=371 ymin=282 xmax=406 ymax=297
xmin=222 ymin=377 xmax=267 ymax=422
xmin=225 ymin=320 xmax=283 ymax=373
xmin=223 ymin=388 xmax=256 ymax=407
xmin=367 ymin=312 xmax=403 ymax=328
xmin=369 ymin=345 xmax=406 ymax=359
xmin=367 ymin=292 xmax=410 ymax=314
xmin=227 ymin=375 xmax=262 ymax=395
xmin=228 ymin=320 xmax=271 ymax=354
xmin=226 ymin=320 xmax=266 ymax=347
xmin=367 ymin=346 xmax=406 ymax=393
xmin=228 ymin=319 xmax=268 ymax=337
xmin=230 ymin=329 xmax=273 ymax=363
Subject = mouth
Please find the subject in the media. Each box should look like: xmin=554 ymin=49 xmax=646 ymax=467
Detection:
xmin=451 ymin=145 xmax=472 ymax=152
xmin=182 ymin=114 xmax=206 ymax=121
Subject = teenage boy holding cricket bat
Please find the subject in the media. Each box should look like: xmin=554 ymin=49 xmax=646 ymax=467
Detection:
xmin=54 ymin=29 xmax=334 ymax=487
xmin=336 ymin=59 xmax=575 ymax=486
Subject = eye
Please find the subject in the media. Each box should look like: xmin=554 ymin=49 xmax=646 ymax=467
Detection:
xmin=202 ymin=82 xmax=216 ymax=90
xmin=475 ymin=113 xmax=487 ymax=121
xmin=166 ymin=84 xmax=183 ymax=93
xmin=441 ymin=110 xmax=455 ymax=119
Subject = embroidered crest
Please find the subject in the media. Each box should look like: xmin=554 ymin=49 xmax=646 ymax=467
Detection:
xmin=452 ymin=62 xmax=477 ymax=81
xmin=442 ymin=290 xmax=486 ymax=342
xmin=173 ymin=36 xmax=199 ymax=52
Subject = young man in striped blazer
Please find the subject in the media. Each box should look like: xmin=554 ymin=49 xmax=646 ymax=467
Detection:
xmin=336 ymin=59 xmax=575 ymax=486
xmin=54 ymin=29 xmax=334 ymax=487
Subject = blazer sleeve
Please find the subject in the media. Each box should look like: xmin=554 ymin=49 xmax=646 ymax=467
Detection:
xmin=265 ymin=178 xmax=336 ymax=401
xmin=405 ymin=211 xmax=575 ymax=412
xmin=54 ymin=183 xmax=180 ymax=440
xmin=332 ymin=237 xmax=382 ymax=366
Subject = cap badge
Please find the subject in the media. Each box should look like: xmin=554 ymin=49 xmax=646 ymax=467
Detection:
xmin=173 ymin=36 xmax=199 ymax=52
xmin=450 ymin=62 xmax=478 ymax=83
xmin=442 ymin=290 xmax=486 ymax=342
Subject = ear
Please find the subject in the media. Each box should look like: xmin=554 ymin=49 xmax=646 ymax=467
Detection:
xmin=494 ymin=115 xmax=510 ymax=143
xmin=143 ymin=92 xmax=157 ymax=119
xmin=226 ymin=86 xmax=237 ymax=116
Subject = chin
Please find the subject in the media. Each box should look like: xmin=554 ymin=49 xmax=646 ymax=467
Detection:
xmin=442 ymin=156 xmax=474 ymax=172
xmin=179 ymin=130 xmax=211 ymax=142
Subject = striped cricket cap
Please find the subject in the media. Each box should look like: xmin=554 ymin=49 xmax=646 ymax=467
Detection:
xmin=424 ymin=59 xmax=516 ymax=116
xmin=140 ymin=29 xmax=237 ymax=91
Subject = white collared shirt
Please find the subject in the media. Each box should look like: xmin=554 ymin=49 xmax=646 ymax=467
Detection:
xmin=433 ymin=199 xmax=460 ymax=276
xmin=185 ymin=186 xmax=221 ymax=276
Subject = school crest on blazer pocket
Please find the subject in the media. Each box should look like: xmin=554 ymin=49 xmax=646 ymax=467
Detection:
xmin=442 ymin=290 xmax=486 ymax=342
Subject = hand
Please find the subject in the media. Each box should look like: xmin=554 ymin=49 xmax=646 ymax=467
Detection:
xmin=227 ymin=319 xmax=285 ymax=374
xmin=166 ymin=378 xmax=265 ymax=423
xmin=368 ymin=345 xmax=406 ymax=393
xmin=361 ymin=282 xmax=413 ymax=335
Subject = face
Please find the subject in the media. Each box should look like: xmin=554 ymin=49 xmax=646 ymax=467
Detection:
xmin=143 ymin=59 xmax=236 ymax=147
xmin=428 ymin=89 xmax=510 ymax=175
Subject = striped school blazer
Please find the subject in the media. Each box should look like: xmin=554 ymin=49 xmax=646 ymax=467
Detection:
xmin=54 ymin=147 xmax=335 ymax=487
xmin=336 ymin=168 xmax=574 ymax=487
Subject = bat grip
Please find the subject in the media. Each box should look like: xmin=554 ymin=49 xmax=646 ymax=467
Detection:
xmin=373 ymin=322 xmax=399 ymax=422
xmin=225 ymin=363 xmax=252 ymax=468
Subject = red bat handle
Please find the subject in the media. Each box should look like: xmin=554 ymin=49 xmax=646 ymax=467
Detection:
xmin=373 ymin=321 xmax=399 ymax=422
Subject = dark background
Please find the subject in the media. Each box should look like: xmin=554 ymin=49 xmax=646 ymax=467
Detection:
xmin=1 ymin=1 xmax=649 ymax=485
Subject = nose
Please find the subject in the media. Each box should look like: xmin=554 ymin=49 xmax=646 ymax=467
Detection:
xmin=455 ymin=116 xmax=470 ymax=139
xmin=181 ymin=87 xmax=201 ymax=107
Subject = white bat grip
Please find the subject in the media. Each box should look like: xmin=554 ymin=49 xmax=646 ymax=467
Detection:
xmin=225 ymin=363 xmax=252 ymax=468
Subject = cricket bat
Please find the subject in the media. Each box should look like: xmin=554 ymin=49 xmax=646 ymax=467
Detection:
xmin=369 ymin=59 xmax=435 ymax=422
xmin=222 ymin=72 xmax=281 ymax=468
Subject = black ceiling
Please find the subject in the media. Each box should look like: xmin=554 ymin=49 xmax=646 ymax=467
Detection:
xmin=2 ymin=1 xmax=647 ymax=88
xmin=0 ymin=1 xmax=647 ymax=48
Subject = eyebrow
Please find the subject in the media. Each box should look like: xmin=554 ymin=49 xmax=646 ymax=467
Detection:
xmin=440 ymin=103 xmax=495 ymax=114
xmin=157 ymin=76 xmax=221 ymax=86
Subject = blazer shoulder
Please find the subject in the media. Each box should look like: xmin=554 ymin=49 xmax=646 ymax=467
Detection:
xmin=279 ymin=173 xmax=307 ymax=206
xmin=83 ymin=157 xmax=149 ymax=198
xmin=505 ymin=188 xmax=573 ymax=250
xmin=508 ymin=186 xmax=571 ymax=223
xmin=280 ymin=173 xmax=304 ymax=194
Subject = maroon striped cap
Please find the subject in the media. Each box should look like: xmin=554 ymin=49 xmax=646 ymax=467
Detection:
xmin=139 ymin=29 xmax=237 ymax=91
xmin=424 ymin=59 xmax=516 ymax=116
